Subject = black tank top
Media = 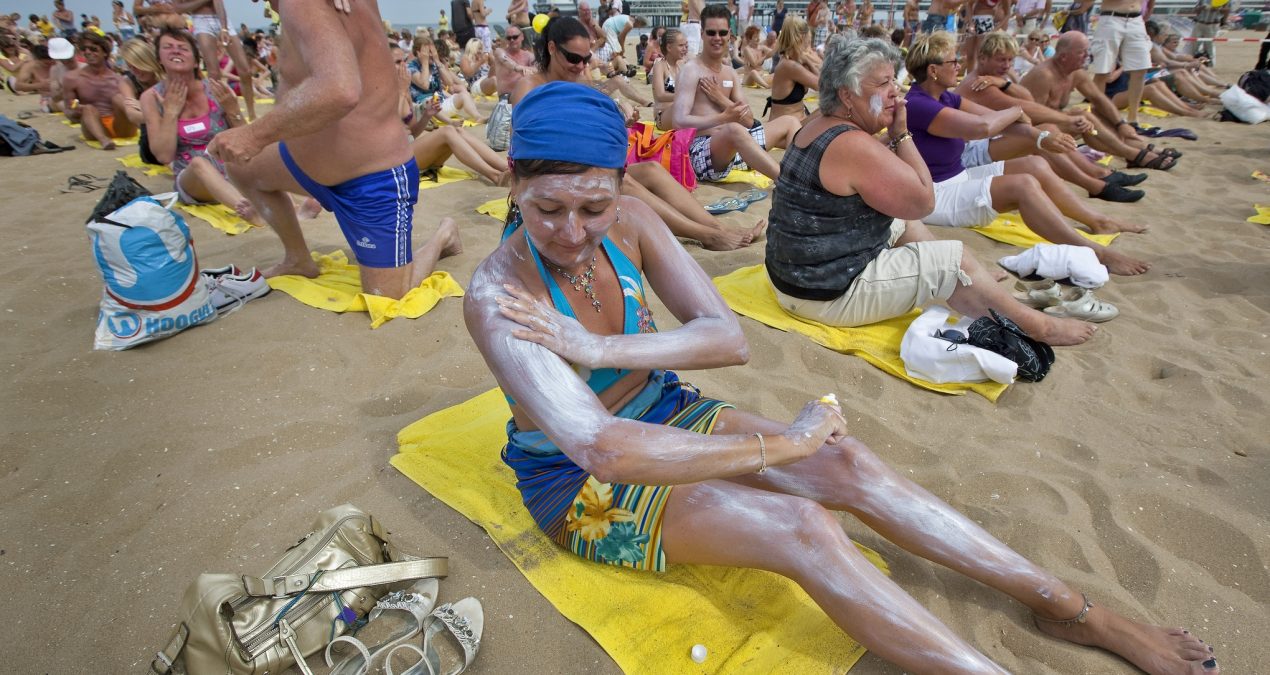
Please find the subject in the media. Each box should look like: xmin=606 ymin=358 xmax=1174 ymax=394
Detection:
xmin=765 ymin=125 xmax=895 ymax=300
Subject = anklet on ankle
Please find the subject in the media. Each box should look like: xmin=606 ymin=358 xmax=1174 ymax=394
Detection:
xmin=1035 ymin=593 xmax=1093 ymax=626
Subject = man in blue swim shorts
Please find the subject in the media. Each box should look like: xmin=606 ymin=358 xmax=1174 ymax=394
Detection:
xmin=209 ymin=0 xmax=460 ymax=299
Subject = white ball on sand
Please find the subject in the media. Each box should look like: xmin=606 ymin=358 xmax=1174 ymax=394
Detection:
xmin=690 ymin=643 xmax=708 ymax=663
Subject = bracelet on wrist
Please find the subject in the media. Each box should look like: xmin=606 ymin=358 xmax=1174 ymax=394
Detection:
xmin=754 ymin=432 xmax=767 ymax=474
xmin=887 ymin=131 xmax=912 ymax=151
xmin=1035 ymin=129 xmax=1050 ymax=149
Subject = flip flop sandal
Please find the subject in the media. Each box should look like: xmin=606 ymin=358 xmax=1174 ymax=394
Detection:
xmin=420 ymin=167 xmax=440 ymax=182
xmin=736 ymin=187 xmax=769 ymax=204
xmin=705 ymin=196 xmax=749 ymax=215
xmin=323 ymin=579 xmax=440 ymax=675
xmin=1147 ymin=143 xmax=1182 ymax=158
xmin=386 ymin=597 xmax=484 ymax=675
xmin=1042 ymin=287 xmax=1119 ymax=323
xmin=61 ymin=173 xmax=108 ymax=193
xmin=32 ymin=140 xmax=76 ymax=155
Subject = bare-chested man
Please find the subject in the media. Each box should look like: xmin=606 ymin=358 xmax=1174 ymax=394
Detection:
xmin=672 ymin=4 xmax=798 ymax=182
xmin=63 ymin=32 xmax=138 ymax=149
xmin=957 ymin=31 xmax=1149 ymax=202
xmin=209 ymin=0 xmax=460 ymax=300
xmin=132 ymin=0 xmax=187 ymax=32
xmin=1020 ymin=32 xmax=1179 ymax=170
xmin=11 ymin=45 xmax=55 ymax=101
xmin=186 ymin=0 xmax=257 ymax=120
xmin=471 ymin=0 xmax=492 ymax=51
xmin=921 ymin=0 xmax=967 ymax=33
xmin=493 ymin=25 xmax=536 ymax=97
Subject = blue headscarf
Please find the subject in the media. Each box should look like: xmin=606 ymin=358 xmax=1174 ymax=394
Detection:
xmin=510 ymin=81 xmax=628 ymax=169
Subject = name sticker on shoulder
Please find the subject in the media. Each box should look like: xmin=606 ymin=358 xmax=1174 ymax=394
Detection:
xmin=722 ymin=80 xmax=734 ymax=88
xmin=181 ymin=121 xmax=207 ymax=135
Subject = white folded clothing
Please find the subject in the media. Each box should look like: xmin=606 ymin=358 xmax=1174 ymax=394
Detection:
xmin=900 ymin=306 xmax=1018 ymax=385
xmin=998 ymin=244 xmax=1108 ymax=289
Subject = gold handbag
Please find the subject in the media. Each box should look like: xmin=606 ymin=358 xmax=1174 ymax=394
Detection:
xmin=152 ymin=504 xmax=446 ymax=675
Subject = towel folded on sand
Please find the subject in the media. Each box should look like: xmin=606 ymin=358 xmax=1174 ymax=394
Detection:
xmin=713 ymin=265 xmax=1008 ymax=400
xmin=267 ymin=250 xmax=463 ymax=328
xmin=115 ymin=154 xmax=172 ymax=176
xmin=418 ymin=165 xmax=476 ymax=190
xmin=176 ymin=202 xmax=254 ymax=235
xmin=712 ymin=168 xmax=774 ymax=189
xmin=476 ymin=197 xmax=510 ymax=222
xmin=1248 ymin=204 xmax=1270 ymax=225
xmin=972 ymin=212 xmax=1118 ymax=248
xmin=391 ymin=388 xmax=889 ymax=674
xmin=86 ymin=134 xmax=140 ymax=148
xmin=1252 ymin=170 xmax=1270 ymax=185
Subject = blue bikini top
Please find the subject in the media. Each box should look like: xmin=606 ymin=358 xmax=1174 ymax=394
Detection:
xmin=504 ymin=218 xmax=658 ymax=406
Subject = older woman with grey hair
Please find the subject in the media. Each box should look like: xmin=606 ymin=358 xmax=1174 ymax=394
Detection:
xmin=765 ymin=35 xmax=1097 ymax=346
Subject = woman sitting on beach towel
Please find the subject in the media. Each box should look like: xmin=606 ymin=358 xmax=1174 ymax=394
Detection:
xmin=767 ymin=37 xmax=1097 ymax=343
xmin=408 ymin=36 xmax=486 ymax=127
xmin=766 ymin=17 xmax=820 ymax=123
xmin=140 ymin=28 xmax=261 ymax=223
xmin=465 ymin=81 xmax=1220 ymax=675
xmin=739 ymin=26 xmax=772 ymax=89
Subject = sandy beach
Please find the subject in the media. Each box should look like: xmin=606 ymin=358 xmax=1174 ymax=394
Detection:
xmin=1 ymin=32 xmax=1267 ymax=675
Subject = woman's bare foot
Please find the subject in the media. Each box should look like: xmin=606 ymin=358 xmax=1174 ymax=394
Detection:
xmin=1033 ymin=314 xmax=1097 ymax=346
xmin=1089 ymin=217 xmax=1149 ymax=235
xmin=1035 ymin=603 xmax=1219 ymax=674
xmin=233 ymin=199 xmax=264 ymax=227
xmin=700 ymin=219 xmax=767 ymax=251
xmin=262 ymin=256 xmax=320 ymax=279
xmin=296 ymin=196 xmax=323 ymax=220
xmin=1099 ymin=247 xmax=1152 ymax=276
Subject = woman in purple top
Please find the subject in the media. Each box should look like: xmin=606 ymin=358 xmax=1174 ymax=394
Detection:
xmin=904 ymin=32 xmax=1150 ymax=276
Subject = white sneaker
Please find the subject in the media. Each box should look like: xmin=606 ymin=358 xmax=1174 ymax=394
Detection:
xmin=202 ymin=267 xmax=270 ymax=316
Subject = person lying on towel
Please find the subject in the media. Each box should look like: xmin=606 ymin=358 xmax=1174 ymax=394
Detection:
xmin=766 ymin=36 xmax=1099 ymax=345
xmin=463 ymin=80 xmax=1219 ymax=674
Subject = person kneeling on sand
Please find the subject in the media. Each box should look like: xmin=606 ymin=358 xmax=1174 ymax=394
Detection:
xmin=905 ymin=33 xmax=1151 ymax=276
xmin=209 ymin=0 xmax=459 ymax=300
xmin=62 ymin=32 xmax=137 ymax=150
xmin=768 ymin=37 xmax=1100 ymax=343
xmin=465 ymin=81 xmax=1220 ymax=675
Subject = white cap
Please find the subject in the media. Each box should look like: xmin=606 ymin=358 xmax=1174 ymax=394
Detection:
xmin=48 ymin=37 xmax=75 ymax=60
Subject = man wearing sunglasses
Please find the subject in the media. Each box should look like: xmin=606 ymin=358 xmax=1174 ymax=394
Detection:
xmin=492 ymin=27 xmax=536 ymax=97
xmin=671 ymin=4 xmax=799 ymax=183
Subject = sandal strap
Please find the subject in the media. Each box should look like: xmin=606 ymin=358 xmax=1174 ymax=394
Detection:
xmin=1034 ymin=593 xmax=1093 ymax=626
xmin=325 ymin=635 xmax=373 ymax=672
xmin=384 ymin=643 xmax=432 ymax=675
xmin=433 ymin=604 xmax=480 ymax=665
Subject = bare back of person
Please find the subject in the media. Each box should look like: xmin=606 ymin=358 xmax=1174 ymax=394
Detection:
xmin=273 ymin=1 xmax=410 ymax=184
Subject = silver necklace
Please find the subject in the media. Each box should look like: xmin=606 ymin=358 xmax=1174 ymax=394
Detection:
xmin=547 ymin=257 xmax=602 ymax=313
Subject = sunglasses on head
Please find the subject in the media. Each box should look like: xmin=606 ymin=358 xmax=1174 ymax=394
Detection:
xmin=556 ymin=44 xmax=592 ymax=64
xmin=705 ymin=29 xmax=730 ymax=37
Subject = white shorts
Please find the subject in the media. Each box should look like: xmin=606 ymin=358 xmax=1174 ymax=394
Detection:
xmin=1090 ymin=15 xmax=1152 ymax=74
xmin=960 ymin=138 xmax=993 ymax=169
xmin=682 ymin=22 xmax=702 ymax=57
xmin=439 ymin=95 xmax=458 ymax=118
xmin=597 ymin=44 xmax=614 ymax=63
xmin=927 ymin=163 xmax=1004 ymax=228
xmin=190 ymin=14 xmax=220 ymax=37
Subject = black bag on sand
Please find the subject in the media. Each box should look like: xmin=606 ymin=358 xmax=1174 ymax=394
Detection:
xmin=1238 ymin=69 xmax=1270 ymax=103
xmin=88 ymin=170 xmax=152 ymax=224
xmin=966 ymin=309 xmax=1056 ymax=382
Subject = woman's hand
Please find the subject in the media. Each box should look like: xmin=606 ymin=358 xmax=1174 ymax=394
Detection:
xmin=497 ymin=284 xmax=605 ymax=369
xmin=779 ymin=399 xmax=849 ymax=462
xmin=208 ymin=78 xmax=241 ymax=118
xmin=888 ymin=93 xmax=908 ymax=138
xmin=1041 ymin=130 xmax=1078 ymax=153
xmin=161 ymin=79 xmax=187 ymax=119
xmin=970 ymin=75 xmax=1005 ymax=91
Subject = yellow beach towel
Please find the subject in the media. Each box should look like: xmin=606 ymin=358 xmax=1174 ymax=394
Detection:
xmin=267 ymin=250 xmax=464 ymax=328
xmin=87 ymin=134 xmax=141 ymax=148
xmin=1248 ymin=204 xmax=1270 ymax=225
xmin=392 ymin=388 xmax=889 ymax=674
xmin=971 ymin=212 xmax=1118 ymax=248
xmin=255 ymin=97 xmax=276 ymax=105
xmin=1251 ymin=170 xmax=1270 ymax=185
xmin=713 ymin=265 xmax=1007 ymax=400
xmin=476 ymin=197 xmax=510 ymax=222
xmin=713 ymin=168 xmax=774 ymax=189
xmin=418 ymin=166 xmax=476 ymax=190
xmin=1137 ymin=105 xmax=1171 ymax=118
xmin=177 ymin=203 xmax=255 ymax=235
xmin=116 ymin=154 xmax=173 ymax=177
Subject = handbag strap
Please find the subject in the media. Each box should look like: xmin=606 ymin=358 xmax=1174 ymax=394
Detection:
xmin=241 ymin=557 xmax=449 ymax=598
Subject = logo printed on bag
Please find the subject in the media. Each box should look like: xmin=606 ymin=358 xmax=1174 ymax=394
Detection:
xmin=103 ymin=310 xmax=142 ymax=338
xmin=356 ymin=236 xmax=377 ymax=249
xmin=91 ymin=206 xmax=200 ymax=311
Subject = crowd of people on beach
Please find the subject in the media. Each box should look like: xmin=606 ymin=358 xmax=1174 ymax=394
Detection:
xmin=4 ymin=0 xmax=1251 ymax=672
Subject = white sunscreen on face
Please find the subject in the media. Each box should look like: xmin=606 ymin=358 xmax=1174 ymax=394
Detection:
xmin=869 ymin=93 xmax=884 ymax=117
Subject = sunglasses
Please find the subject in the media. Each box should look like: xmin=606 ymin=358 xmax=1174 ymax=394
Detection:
xmin=556 ymin=44 xmax=592 ymax=64
xmin=507 ymin=33 xmax=522 ymax=39
xmin=705 ymin=29 xmax=730 ymax=37
xmin=941 ymin=57 xmax=962 ymax=65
